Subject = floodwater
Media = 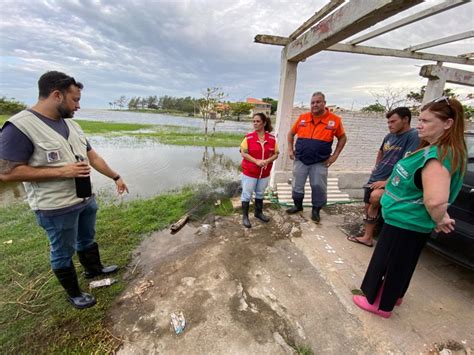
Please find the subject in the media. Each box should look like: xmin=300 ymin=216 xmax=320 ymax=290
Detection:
xmin=0 ymin=110 xmax=248 ymax=206
xmin=75 ymin=109 xmax=251 ymax=133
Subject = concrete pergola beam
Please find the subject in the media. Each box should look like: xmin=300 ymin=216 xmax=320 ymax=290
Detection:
xmin=254 ymin=35 xmax=290 ymax=46
xmin=405 ymin=30 xmax=474 ymax=52
xmin=289 ymin=0 xmax=344 ymax=40
xmin=286 ymin=0 xmax=423 ymax=62
xmin=459 ymin=52 xmax=474 ymax=58
xmin=327 ymin=43 xmax=474 ymax=65
xmin=420 ymin=64 xmax=474 ymax=86
xmin=347 ymin=0 xmax=470 ymax=45
xmin=255 ymin=36 xmax=474 ymax=66
xmin=420 ymin=64 xmax=474 ymax=105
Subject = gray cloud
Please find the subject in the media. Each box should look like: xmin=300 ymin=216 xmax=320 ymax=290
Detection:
xmin=1 ymin=0 xmax=472 ymax=109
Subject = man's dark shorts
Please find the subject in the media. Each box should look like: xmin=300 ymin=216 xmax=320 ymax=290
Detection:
xmin=363 ymin=187 xmax=372 ymax=204
xmin=363 ymin=186 xmax=385 ymax=204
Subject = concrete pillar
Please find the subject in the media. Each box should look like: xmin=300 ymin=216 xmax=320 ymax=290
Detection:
xmin=270 ymin=48 xmax=298 ymax=188
xmin=420 ymin=63 xmax=446 ymax=106
xmin=422 ymin=78 xmax=447 ymax=106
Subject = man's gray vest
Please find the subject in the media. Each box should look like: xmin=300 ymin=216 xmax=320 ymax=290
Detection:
xmin=8 ymin=110 xmax=89 ymax=210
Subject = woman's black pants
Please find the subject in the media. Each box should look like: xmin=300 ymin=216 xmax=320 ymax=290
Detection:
xmin=361 ymin=223 xmax=430 ymax=312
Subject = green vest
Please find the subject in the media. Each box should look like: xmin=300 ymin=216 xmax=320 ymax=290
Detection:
xmin=381 ymin=145 xmax=463 ymax=233
xmin=8 ymin=110 xmax=89 ymax=211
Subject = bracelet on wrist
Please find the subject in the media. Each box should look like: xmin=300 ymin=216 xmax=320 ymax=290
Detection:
xmin=113 ymin=175 xmax=121 ymax=181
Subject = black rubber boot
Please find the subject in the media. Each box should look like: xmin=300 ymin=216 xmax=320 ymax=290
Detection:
xmin=53 ymin=266 xmax=96 ymax=309
xmin=242 ymin=201 xmax=252 ymax=228
xmin=254 ymin=199 xmax=270 ymax=223
xmin=286 ymin=198 xmax=303 ymax=214
xmin=77 ymin=242 xmax=118 ymax=279
xmin=311 ymin=207 xmax=321 ymax=223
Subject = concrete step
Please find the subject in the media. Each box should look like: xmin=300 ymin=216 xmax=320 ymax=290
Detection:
xmin=277 ymin=188 xmax=342 ymax=193
xmin=277 ymin=194 xmax=351 ymax=199
xmin=275 ymin=178 xmax=351 ymax=203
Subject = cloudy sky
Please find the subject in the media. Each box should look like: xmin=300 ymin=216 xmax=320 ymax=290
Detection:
xmin=1 ymin=0 xmax=473 ymax=109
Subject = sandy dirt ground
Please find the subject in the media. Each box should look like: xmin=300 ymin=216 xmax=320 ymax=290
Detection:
xmin=108 ymin=204 xmax=473 ymax=354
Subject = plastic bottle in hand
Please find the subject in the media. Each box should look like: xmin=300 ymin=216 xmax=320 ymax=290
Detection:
xmin=75 ymin=154 xmax=92 ymax=198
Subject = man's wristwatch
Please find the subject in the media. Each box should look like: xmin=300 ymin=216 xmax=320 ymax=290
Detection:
xmin=113 ymin=175 xmax=121 ymax=181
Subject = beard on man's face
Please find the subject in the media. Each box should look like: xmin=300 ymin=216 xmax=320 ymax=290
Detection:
xmin=57 ymin=102 xmax=74 ymax=118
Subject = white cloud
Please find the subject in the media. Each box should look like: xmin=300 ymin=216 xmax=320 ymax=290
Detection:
xmin=0 ymin=0 xmax=472 ymax=109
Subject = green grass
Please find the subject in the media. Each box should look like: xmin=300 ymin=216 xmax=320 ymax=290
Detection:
xmin=75 ymin=119 xmax=152 ymax=134
xmin=0 ymin=189 xmax=202 ymax=353
xmin=295 ymin=345 xmax=314 ymax=355
xmin=132 ymin=129 xmax=242 ymax=147
xmin=123 ymin=108 xmax=194 ymax=116
xmin=0 ymin=114 xmax=9 ymax=125
xmin=0 ymin=182 xmax=239 ymax=353
xmin=1 ymin=114 xmax=241 ymax=147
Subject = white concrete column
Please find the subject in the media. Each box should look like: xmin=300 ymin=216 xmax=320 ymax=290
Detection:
xmin=422 ymin=77 xmax=446 ymax=106
xmin=270 ymin=47 xmax=298 ymax=188
xmin=420 ymin=63 xmax=446 ymax=106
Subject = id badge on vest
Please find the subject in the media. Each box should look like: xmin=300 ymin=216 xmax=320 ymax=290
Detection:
xmin=46 ymin=150 xmax=61 ymax=163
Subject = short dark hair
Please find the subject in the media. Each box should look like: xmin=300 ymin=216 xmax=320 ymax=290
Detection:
xmin=386 ymin=107 xmax=412 ymax=124
xmin=38 ymin=71 xmax=83 ymax=99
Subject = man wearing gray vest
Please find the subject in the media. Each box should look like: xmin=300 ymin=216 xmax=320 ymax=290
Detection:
xmin=0 ymin=71 xmax=128 ymax=309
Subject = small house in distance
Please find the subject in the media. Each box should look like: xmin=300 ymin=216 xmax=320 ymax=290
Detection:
xmin=246 ymin=98 xmax=271 ymax=117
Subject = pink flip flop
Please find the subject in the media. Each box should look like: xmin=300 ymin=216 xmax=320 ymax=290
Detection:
xmin=353 ymin=295 xmax=392 ymax=318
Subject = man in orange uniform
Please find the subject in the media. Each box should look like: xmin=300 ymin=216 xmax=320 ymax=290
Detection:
xmin=286 ymin=92 xmax=347 ymax=222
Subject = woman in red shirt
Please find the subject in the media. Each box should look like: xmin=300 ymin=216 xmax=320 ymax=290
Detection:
xmin=240 ymin=113 xmax=279 ymax=228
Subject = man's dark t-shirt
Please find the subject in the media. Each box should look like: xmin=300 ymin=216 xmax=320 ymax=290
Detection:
xmin=0 ymin=109 xmax=91 ymax=162
xmin=0 ymin=109 xmax=93 ymax=216
xmin=368 ymin=128 xmax=420 ymax=183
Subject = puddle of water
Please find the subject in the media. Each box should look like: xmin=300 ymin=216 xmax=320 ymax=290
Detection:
xmin=0 ymin=136 xmax=242 ymax=207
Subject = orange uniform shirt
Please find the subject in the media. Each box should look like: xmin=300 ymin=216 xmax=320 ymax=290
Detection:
xmin=291 ymin=110 xmax=345 ymax=165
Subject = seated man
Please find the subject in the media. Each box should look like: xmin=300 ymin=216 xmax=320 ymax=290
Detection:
xmin=347 ymin=107 xmax=419 ymax=247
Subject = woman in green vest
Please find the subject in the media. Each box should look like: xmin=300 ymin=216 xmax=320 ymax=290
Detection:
xmin=353 ymin=96 xmax=467 ymax=318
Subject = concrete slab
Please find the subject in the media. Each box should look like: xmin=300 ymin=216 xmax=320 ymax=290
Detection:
xmin=108 ymin=207 xmax=473 ymax=354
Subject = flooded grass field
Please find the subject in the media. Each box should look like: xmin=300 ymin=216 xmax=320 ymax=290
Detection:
xmin=0 ymin=110 xmax=248 ymax=206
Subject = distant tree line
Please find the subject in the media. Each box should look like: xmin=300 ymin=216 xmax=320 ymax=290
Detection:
xmin=361 ymin=86 xmax=473 ymax=119
xmin=127 ymin=95 xmax=199 ymax=113
xmin=0 ymin=96 xmax=27 ymax=115
xmin=110 ymin=95 xmax=201 ymax=114
xmin=110 ymin=93 xmax=280 ymax=120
